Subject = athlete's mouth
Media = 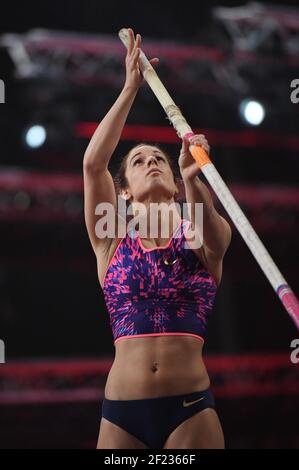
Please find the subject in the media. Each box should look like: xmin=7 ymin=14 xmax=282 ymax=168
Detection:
xmin=147 ymin=169 xmax=162 ymax=176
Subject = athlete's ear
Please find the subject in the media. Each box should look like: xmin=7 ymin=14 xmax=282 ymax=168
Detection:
xmin=121 ymin=190 xmax=132 ymax=201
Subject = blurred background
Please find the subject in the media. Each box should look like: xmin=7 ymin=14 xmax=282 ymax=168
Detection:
xmin=0 ymin=0 xmax=298 ymax=449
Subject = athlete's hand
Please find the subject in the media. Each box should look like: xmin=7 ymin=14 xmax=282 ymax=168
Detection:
xmin=124 ymin=28 xmax=159 ymax=90
xmin=179 ymin=134 xmax=210 ymax=181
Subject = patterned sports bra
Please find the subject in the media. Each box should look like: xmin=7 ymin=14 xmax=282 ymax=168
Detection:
xmin=102 ymin=218 xmax=217 ymax=345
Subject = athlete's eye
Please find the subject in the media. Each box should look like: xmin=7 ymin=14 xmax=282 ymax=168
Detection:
xmin=133 ymin=156 xmax=165 ymax=166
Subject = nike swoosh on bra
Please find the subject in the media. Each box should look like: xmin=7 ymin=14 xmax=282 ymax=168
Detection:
xmin=183 ymin=396 xmax=205 ymax=407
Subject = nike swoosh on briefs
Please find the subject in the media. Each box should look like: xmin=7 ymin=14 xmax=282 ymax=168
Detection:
xmin=183 ymin=396 xmax=205 ymax=407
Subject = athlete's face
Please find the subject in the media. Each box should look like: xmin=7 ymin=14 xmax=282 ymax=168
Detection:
xmin=122 ymin=145 xmax=179 ymax=204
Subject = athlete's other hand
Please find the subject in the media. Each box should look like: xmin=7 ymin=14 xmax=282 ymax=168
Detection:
xmin=124 ymin=28 xmax=159 ymax=91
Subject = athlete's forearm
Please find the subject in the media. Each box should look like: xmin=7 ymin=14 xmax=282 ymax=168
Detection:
xmin=183 ymin=175 xmax=214 ymax=219
xmin=83 ymin=85 xmax=138 ymax=170
xmin=183 ymin=175 xmax=231 ymax=257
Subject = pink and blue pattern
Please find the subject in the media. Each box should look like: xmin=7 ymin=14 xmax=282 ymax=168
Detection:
xmin=102 ymin=218 xmax=218 ymax=345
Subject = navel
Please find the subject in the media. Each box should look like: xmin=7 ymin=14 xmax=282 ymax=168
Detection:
xmin=150 ymin=362 xmax=159 ymax=373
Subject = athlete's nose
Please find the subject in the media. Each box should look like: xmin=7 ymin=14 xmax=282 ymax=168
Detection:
xmin=147 ymin=156 xmax=159 ymax=167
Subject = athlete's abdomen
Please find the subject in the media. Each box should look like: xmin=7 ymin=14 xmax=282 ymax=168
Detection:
xmin=104 ymin=336 xmax=210 ymax=400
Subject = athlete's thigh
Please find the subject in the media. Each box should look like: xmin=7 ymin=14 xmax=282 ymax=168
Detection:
xmin=163 ymin=408 xmax=225 ymax=449
xmin=97 ymin=417 xmax=148 ymax=449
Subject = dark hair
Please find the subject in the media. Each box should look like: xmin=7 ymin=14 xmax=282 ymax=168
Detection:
xmin=115 ymin=142 xmax=180 ymax=203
